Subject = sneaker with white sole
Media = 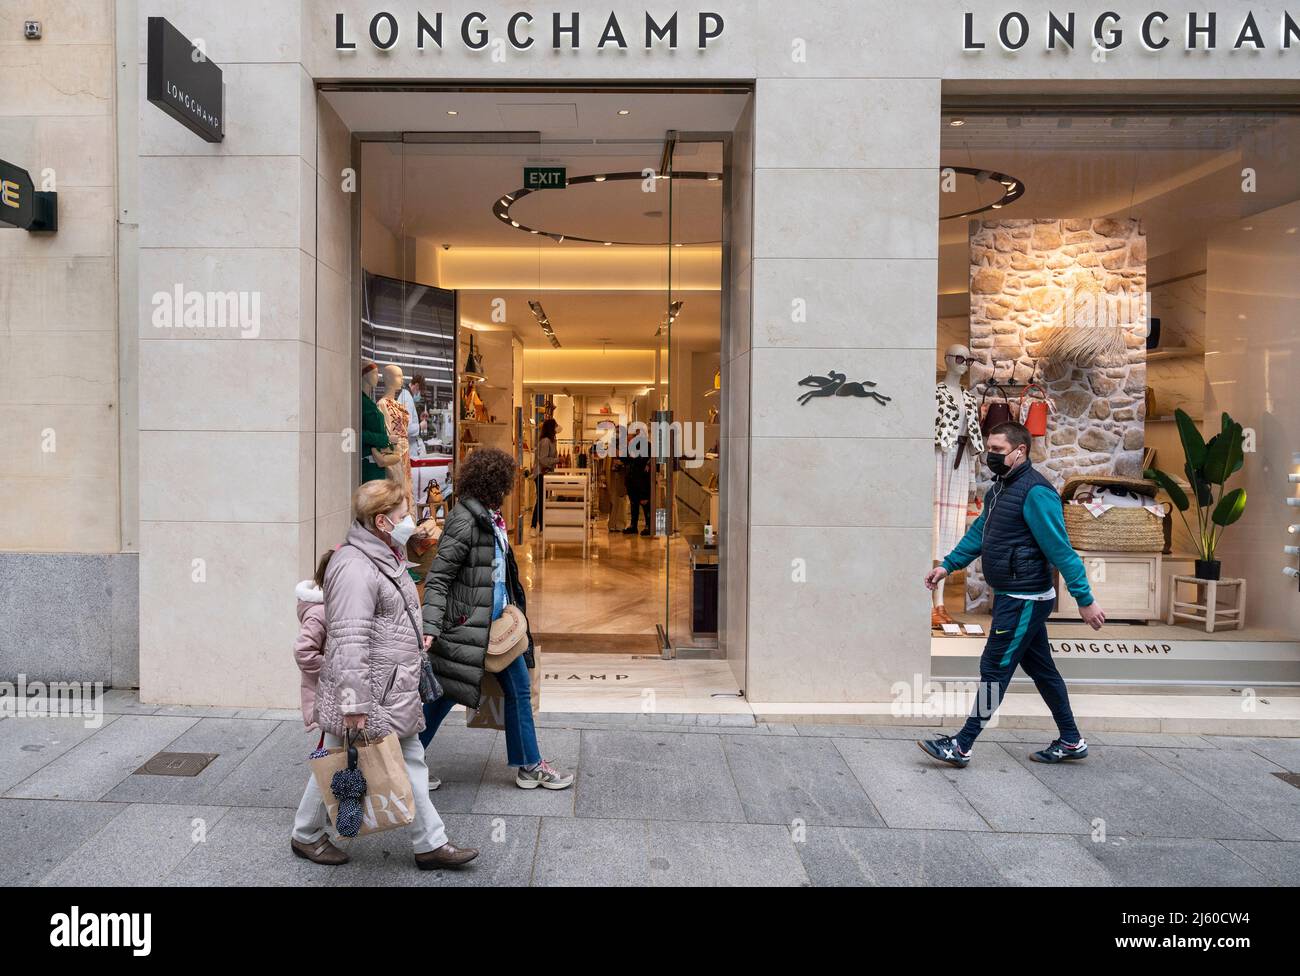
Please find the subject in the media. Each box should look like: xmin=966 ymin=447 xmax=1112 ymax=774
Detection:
xmin=515 ymin=760 xmax=574 ymax=790
xmin=428 ymin=775 xmax=441 ymax=792
xmin=1030 ymin=738 xmax=1089 ymax=763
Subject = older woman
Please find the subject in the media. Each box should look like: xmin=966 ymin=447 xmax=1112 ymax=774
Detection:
xmin=421 ymin=448 xmax=573 ymax=789
xmin=290 ymin=479 xmax=479 ymax=869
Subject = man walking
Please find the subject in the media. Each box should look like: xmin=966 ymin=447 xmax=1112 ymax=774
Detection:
xmin=920 ymin=421 xmax=1106 ymax=768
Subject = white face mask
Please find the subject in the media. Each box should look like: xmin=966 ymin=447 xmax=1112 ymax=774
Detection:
xmin=385 ymin=514 xmax=417 ymax=547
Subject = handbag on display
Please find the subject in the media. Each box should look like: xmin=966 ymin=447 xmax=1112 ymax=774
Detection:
xmin=979 ymin=382 xmax=1014 ymax=437
xmin=1020 ymin=384 xmax=1053 ymax=436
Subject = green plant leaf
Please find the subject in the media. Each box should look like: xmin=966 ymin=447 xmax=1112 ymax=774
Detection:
xmin=1203 ymin=422 xmax=1243 ymax=485
xmin=1212 ymin=487 xmax=1247 ymax=526
xmin=1174 ymin=408 xmax=1207 ymax=469
xmin=1144 ymin=467 xmax=1189 ymax=511
xmin=1184 ymin=461 xmax=1212 ymax=506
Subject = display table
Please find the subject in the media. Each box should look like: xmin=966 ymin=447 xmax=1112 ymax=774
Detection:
xmin=1168 ymin=575 xmax=1246 ymax=633
xmin=1052 ymin=550 xmax=1161 ymax=622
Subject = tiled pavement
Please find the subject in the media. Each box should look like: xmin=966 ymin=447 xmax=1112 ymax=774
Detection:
xmin=2 ymin=694 xmax=1299 ymax=887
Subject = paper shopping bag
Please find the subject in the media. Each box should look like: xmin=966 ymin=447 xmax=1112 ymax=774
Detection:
xmin=467 ymin=650 xmax=540 ymax=730
xmin=308 ymin=732 xmax=414 ymax=836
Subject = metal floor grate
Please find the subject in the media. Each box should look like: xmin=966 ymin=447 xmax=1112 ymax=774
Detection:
xmin=133 ymin=752 xmax=219 ymax=777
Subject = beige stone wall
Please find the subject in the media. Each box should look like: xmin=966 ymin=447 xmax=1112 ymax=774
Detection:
xmin=967 ymin=217 xmax=1148 ymax=608
xmin=0 ymin=2 xmax=119 ymax=552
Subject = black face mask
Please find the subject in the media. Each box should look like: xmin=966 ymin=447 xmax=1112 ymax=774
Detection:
xmin=987 ymin=449 xmax=1018 ymax=477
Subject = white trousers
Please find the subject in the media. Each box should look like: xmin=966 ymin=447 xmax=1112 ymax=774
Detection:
xmin=292 ymin=733 xmax=448 ymax=854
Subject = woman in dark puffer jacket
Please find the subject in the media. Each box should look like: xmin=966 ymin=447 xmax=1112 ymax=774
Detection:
xmin=419 ymin=448 xmax=573 ymax=791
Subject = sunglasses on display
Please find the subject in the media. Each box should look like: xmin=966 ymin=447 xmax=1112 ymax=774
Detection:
xmin=947 ymin=354 xmax=971 ymax=366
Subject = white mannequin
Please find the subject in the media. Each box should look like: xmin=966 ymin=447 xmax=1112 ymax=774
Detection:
xmin=933 ymin=343 xmax=973 ymax=613
xmin=378 ymin=364 xmax=415 ymax=515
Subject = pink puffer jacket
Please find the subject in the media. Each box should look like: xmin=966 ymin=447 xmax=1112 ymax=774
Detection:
xmin=293 ymin=579 xmax=326 ymax=728
xmin=314 ymin=521 xmax=426 ymax=740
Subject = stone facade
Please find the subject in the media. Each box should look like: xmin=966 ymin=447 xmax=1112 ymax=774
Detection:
xmin=966 ymin=217 xmax=1147 ymax=608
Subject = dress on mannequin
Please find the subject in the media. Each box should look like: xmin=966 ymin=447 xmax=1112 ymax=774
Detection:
xmin=379 ymin=393 xmax=415 ymax=516
xmin=933 ymin=349 xmax=984 ymax=626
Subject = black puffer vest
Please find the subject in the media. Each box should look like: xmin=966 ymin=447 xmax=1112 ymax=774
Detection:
xmin=421 ymin=497 xmax=534 ymax=709
xmin=979 ymin=460 xmax=1057 ymax=593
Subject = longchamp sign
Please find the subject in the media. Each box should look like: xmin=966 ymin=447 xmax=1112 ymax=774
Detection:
xmin=0 ymin=158 xmax=57 ymax=232
xmin=146 ymin=17 xmax=224 ymax=143
xmin=963 ymin=9 xmax=1300 ymax=52
xmin=334 ymin=9 xmax=725 ymax=51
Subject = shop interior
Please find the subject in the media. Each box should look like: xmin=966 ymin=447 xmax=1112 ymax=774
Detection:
xmin=933 ymin=100 xmax=1300 ymax=681
xmin=340 ymin=88 xmax=748 ymax=655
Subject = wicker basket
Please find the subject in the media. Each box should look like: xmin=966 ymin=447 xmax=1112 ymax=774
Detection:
xmin=1061 ymin=476 xmax=1166 ymax=552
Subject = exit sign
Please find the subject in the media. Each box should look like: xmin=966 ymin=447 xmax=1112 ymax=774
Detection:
xmin=524 ymin=167 xmax=567 ymax=190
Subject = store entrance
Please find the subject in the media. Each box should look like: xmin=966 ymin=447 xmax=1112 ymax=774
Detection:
xmin=341 ymin=86 xmax=748 ymax=659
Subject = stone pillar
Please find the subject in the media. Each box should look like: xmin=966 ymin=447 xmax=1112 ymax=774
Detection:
xmin=136 ymin=6 xmax=317 ymax=707
xmin=743 ymin=78 xmax=941 ymax=703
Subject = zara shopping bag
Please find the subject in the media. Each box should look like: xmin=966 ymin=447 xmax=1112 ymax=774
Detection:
xmin=308 ymin=732 xmax=414 ymax=837
xmin=467 ymin=648 xmax=541 ymax=731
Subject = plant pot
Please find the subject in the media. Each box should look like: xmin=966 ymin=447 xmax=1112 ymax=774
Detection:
xmin=1194 ymin=559 xmax=1221 ymax=581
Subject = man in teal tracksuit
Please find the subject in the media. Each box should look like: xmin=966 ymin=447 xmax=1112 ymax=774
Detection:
xmin=920 ymin=421 xmax=1106 ymax=768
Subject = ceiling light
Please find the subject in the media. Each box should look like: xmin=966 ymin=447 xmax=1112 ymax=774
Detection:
xmin=617 ymin=109 xmax=630 ymax=116
xmin=991 ymin=204 xmax=1003 ymax=209
xmin=603 ymin=241 xmax=613 ymax=246
xmin=707 ymin=173 xmax=719 ymax=181
xmin=594 ymin=175 xmax=607 ymax=182
xmin=1243 ymin=226 xmax=1254 ymax=231
xmin=674 ymin=243 xmax=683 ymax=247
xmin=1287 ymin=227 xmax=1297 ymax=234
xmin=949 ymin=118 xmax=965 ymax=126
xmin=447 ymin=110 xmax=458 ymax=116
xmin=510 ymin=220 xmax=520 ymax=228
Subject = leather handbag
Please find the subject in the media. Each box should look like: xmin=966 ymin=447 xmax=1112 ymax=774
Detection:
xmin=979 ymin=383 xmax=1013 ymax=437
xmin=484 ymin=604 xmax=529 ymax=674
xmin=1020 ymin=384 xmax=1052 ymax=436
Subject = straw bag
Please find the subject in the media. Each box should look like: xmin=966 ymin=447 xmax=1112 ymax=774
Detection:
xmin=1061 ymin=476 xmax=1165 ymax=552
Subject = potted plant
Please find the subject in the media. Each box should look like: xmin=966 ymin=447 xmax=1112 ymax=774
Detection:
xmin=1144 ymin=409 xmax=1247 ymax=580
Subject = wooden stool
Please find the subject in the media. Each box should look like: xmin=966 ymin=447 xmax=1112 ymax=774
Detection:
xmin=1167 ymin=576 xmax=1246 ymax=633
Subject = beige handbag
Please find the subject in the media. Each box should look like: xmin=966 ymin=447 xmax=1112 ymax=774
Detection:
xmin=483 ymin=605 xmax=529 ymax=674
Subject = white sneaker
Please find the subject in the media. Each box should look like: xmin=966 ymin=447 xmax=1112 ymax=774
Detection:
xmin=428 ymin=775 xmax=441 ymax=792
xmin=515 ymin=760 xmax=574 ymax=790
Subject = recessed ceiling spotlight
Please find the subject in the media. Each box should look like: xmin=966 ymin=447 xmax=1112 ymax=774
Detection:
xmin=1243 ymin=226 xmax=1254 ymax=231
xmin=447 ymin=110 xmax=458 ymax=116
xmin=707 ymin=173 xmax=719 ymax=181
xmin=594 ymin=175 xmax=607 ymax=182
xmin=674 ymin=243 xmax=683 ymax=247
xmin=530 ymin=229 xmax=540 ymax=234
xmin=603 ymin=241 xmax=613 ymax=246
xmin=949 ymin=118 xmax=965 ymax=127
xmin=991 ymin=203 xmax=1003 ymax=209
xmin=617 ymin=109 xmax=630 ymax=116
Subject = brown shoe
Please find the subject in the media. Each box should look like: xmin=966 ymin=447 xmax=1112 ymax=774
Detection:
xmin=414 ymin=843 xmax=480 ymax=870
xmin=290 ymin=835 xmax=349 ymax=865
xmin=931 ymin=606 xmax=954 ymax=630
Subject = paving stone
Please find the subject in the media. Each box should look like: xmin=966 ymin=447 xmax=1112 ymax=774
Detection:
xmin=832 ymin=738 xmax=990 ymax=831
xmin=574 ymin=729 xmax=745 ymax=823
xmin=723 ymin=734 xmax=882 ymax=827
xmin=1204 ymin=736 xmax=1300 ymax=771
xmin=5 ymin=715 xmax=198 ymax=801
xmin=471 ymin=728 xmax=579 ymax=818
xmin=0 ymin=798 xmax=125 ymax=885
xmin=1220 ymin=840 xmax=1300 ymax=885
xmin=211 ymin=721 xmax=323 ymax=808
xmin=939 ymin=743 xmax=1093 ymax=834
xmin=421 ymin=724 xmax=497 ymax=814
xmin=40 ymin=803 xmax=230 ymax=886
xmin=1014 ymin=745 xmax=1273 ymax=840
xmin=533 ymin=817 xmax=650 ymax=886
xmin=1084 ymin=836 xmax=1270 ymax=887
xmin=643 ymin=821 xmax=810 ymax=886
xmin=795 ymin=826 xmax=1004 ymax=887
xmin=1143 ymin=746 xmax=1300 ymax=841
xmin=97 ymin=690 xmax=159 ymax=715
xmin=970 ymin=832 xmax=1115 ymax=886
xmin=793 ymin=724 xmax=883 ymax=739
xmin=348 ymin=814 xmax=539 ymax=887
xmin=0 ymin=715 xmax=122 ymax=794
xmin=1089 ymin=731 xmax=1217 ymax=749
xmin=102 ymin=718 xmax=279 ymax=804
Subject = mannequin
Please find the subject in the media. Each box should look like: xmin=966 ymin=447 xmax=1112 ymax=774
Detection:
xmin=360 ymin=361 xmax=393 ymax=485
xmin=932 ymin=343 xmax=984 ymax=627
xmin=377 ymin=364 xmax=416 ymax=516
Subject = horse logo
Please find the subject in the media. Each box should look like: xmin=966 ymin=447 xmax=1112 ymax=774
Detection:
xmin=796 ymin=370 xmax=891 ymax=406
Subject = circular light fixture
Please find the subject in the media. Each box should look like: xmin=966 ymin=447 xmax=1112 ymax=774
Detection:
xmin=447 ymin=110 xmax=458 ymax=116
xmin=617 ymin=109 xmax=630 ymax=116
xmin=490 ymin=170 xmax=724 ymax=245
xmin=949 ymin=118 xmax=965 ymax=127
xmin=938 ymin=165 xmax=1026 ymax=220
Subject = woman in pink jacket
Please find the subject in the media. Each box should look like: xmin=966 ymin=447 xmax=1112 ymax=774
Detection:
xmin=289 ymin=479 xmax=478 ymax=871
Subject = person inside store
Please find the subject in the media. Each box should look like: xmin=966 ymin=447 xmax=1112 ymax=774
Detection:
xmin=291 ymin=478 xmax=479 ymax=870
xmin=918 ymin=421 xmax=1106 ymax=769
xmin=530 ymin=417 xmax=560 ymax=531
xmin=420 ymin=447 xmax=574 ymax=790
xmin=623 ymin=426 xmax=652 ymax=536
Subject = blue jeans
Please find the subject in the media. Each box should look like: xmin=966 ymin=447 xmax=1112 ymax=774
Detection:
xmin=955 ymin=594 xmax=1080 ymax=752
xmin=420 ymin=654 xmax=540 ymax=767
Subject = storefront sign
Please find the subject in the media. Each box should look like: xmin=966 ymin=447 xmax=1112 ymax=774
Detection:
xmin=524 ymin=166 xmax=567 ymax=190
xmin=146 ymin=17 xmax=224 ymax=143
xmin=334 ymin=10 xmax=725 ymax=51
xmin=0 ymin=158 xmax=57 ymax=232
xmin=963 ymin=10 xmax=1300 ymax=52
xmin=797 ymin=371 xmax=891 ymax=406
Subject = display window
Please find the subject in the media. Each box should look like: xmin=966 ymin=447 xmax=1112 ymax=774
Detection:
xmin=932 ymin=101 xmax=1300 ymax=682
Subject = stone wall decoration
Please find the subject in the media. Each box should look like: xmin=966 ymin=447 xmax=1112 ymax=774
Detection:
xmin=965 ymin=217 xmax=1148 ymax=610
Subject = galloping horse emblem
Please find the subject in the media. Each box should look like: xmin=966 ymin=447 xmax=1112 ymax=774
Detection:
xmin=797 ymin=370 xmax=891 ymax=406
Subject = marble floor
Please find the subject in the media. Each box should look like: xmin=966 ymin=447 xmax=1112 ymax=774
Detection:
xmin=516 ymin=523 xmax=698 ymax=646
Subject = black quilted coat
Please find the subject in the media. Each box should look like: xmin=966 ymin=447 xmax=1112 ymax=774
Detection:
xmin=420 ymin=496 xmax=534 ymax=708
